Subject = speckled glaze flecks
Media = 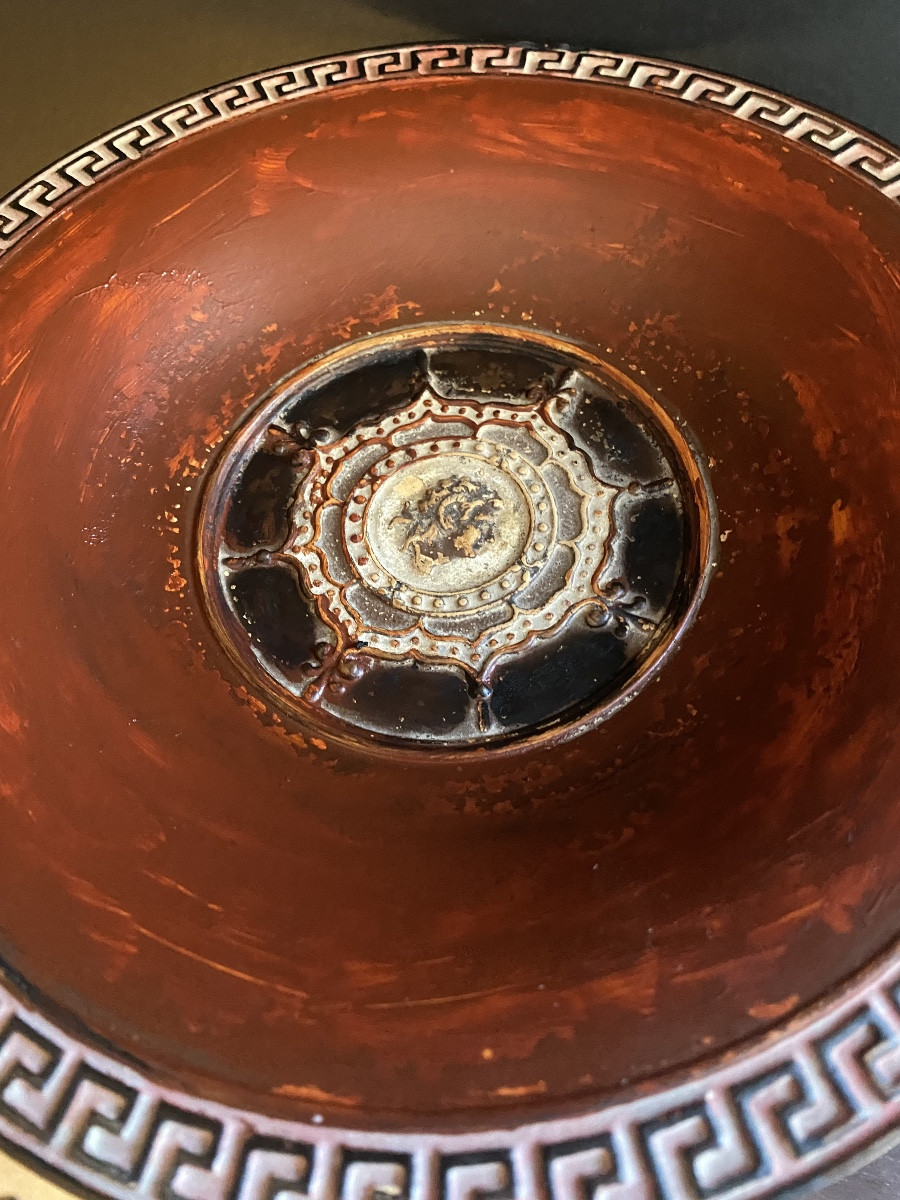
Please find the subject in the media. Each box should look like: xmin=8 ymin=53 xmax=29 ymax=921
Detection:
xmin=0 ymin=43 xmax=898 ymax=1200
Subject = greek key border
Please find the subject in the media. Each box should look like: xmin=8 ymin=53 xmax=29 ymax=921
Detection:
xmin=1 ymin=43 xmax=899 ymax=260
xmin=2 ymin=41 xmax=900 ymax=1200
xmin=1 ymin=952 xmax=899 ymax=1200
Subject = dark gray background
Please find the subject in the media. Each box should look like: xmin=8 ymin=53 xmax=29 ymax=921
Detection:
xmin=0 ymin=2 xmax=898 ymax=1196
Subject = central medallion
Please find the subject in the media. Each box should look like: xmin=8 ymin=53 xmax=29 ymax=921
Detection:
xmin=199 ymin=326 xmax=716 ymax=750
xmin=368 ymin=458 xmax=524 ymax=589
xmin=287 ymin=393 xmax=617 ymax=673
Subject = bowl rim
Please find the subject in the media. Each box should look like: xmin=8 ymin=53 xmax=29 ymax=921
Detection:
xmin=1 ymin=38 xmax=898 ymax=264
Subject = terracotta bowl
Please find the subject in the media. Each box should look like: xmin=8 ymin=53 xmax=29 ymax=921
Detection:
xmin=0 ymin=43 xmax=898 ymax=1200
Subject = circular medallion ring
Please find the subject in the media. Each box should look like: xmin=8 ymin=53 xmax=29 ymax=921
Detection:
xmin=198 ymin=324 xmax=717 ymax=752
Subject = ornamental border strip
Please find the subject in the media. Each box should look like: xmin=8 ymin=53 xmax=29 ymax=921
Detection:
xmin=1 ymin=42 xmax=900 ymax=1200
xmin=0 ymin=952 xmax=899 ymax=1200
xmin=1 ymin=43 xmax=899 ymax=260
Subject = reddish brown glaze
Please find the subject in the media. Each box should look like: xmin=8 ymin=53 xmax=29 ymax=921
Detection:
xmin=0 ymin=72 xmax=898 ymax=1133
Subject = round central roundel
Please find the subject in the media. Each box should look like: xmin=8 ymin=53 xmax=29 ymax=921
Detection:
xmin=362 ymin=451 xmax=535 ymax=599
xmin=200 ymin=327 xmax=715 ymax=750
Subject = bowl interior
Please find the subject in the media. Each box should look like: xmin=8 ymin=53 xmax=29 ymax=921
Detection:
xmin=0 ymin=71 xmax=898 ymax=1129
